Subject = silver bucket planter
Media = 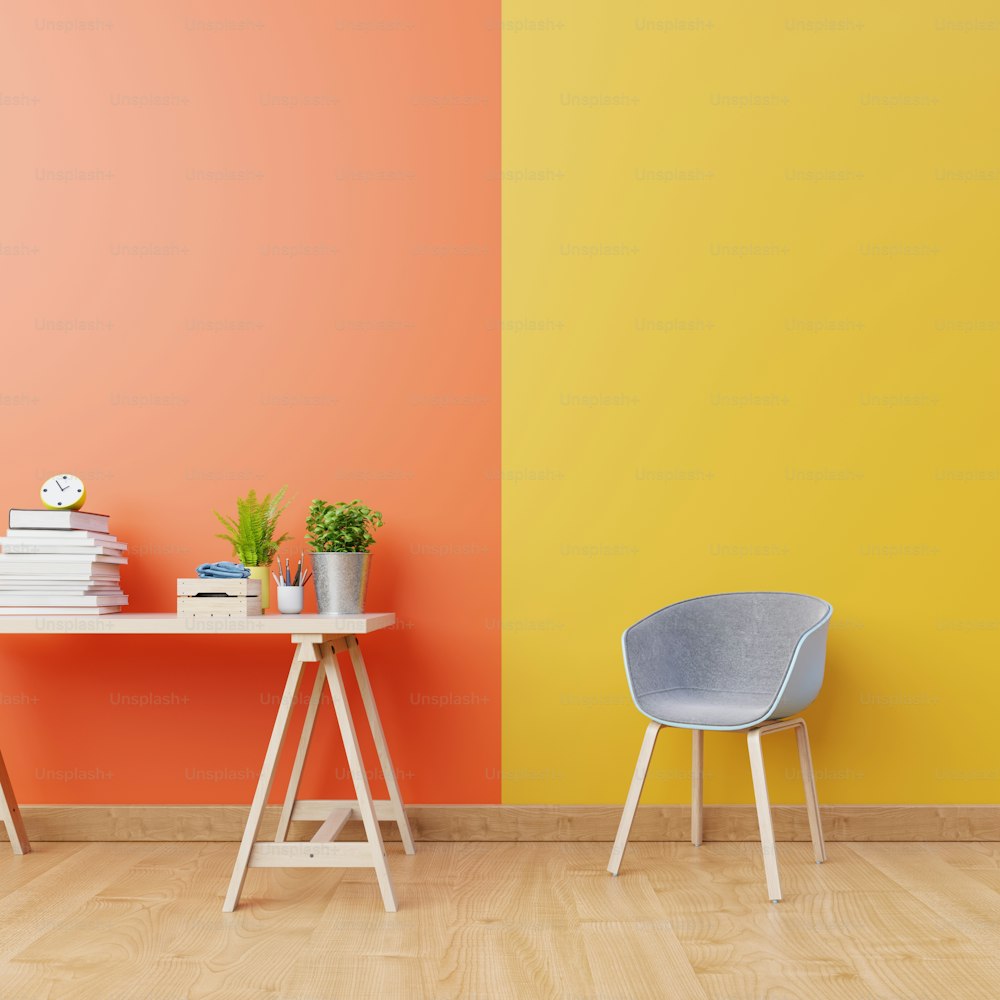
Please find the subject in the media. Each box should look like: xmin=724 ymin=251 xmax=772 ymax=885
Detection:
xmin=310 ymin=552 xmax=371 ymax=614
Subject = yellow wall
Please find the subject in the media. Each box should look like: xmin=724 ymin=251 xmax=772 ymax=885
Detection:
xmin=502 ymin=3 xmax=1000 ymax=805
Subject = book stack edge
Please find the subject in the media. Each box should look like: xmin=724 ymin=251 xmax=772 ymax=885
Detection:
xmin=0 ymin=509 xmax=128 ymax=615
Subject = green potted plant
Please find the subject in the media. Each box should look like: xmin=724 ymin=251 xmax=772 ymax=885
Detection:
xmin=306 ymin=499 xmax=383 ymax=614
xmin=214 ymin=487 xmax=292 ymax=611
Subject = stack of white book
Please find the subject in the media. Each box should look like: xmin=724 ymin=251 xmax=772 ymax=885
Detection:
xmin=0 ymin=508 xmax=128 ymax=615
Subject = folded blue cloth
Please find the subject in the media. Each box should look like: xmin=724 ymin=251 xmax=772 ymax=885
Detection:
xmin=197 ymin=561 xmax=251 ymax=579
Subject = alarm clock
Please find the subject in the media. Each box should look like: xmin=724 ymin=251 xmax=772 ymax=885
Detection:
xmin=40 ymin=473 xmax=87 ymax=511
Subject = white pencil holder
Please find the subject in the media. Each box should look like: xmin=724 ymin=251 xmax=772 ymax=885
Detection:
xmin=277 ymin=586 xmax=304 ymax=615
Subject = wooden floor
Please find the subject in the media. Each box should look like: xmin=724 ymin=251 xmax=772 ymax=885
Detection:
xmin=0 ymin=841 xmax=998 ymax=999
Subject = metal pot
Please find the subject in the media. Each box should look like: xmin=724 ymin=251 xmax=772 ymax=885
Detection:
xmin=309 ymin=552 xmax=371 ymax=614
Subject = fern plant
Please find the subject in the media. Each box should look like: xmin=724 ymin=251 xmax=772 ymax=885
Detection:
xmin=214 ymin=487 xmax=292 ymax=566
xmin=306 ymin=499 xmax=383 ymax=553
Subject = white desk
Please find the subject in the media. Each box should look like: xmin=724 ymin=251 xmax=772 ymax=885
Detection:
xmin=0 ymin=613 xmax=413 ymax=913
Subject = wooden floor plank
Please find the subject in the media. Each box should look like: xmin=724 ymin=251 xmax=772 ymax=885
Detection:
xmin=0 ymin=842 xmax=89 ymax=899
xmin=425 ymin=844 xmax=593 ymax=1000
xmin=851 ymin=955 xmax=1000 ymax=999
xmin=923 ymin=842 xmax=1000 ymax=868
xmin=432 ymin=843 xmax=579 ymax=927
xmin=958 ymin=867 xmax=1000 ymax=893
xmin=0 ymin=842 xmax=997 ymax=999
xmin=559 ymin=844 xmax=706 ymax=999
xmin=0 ymin=844 xmax=149 ymax=963
xmin=846 ymin=843 xmax=1000 ymax=953
xmin=434 ymin=922 xmax=593 ymax=1000
xmin=581 ymin=920 xmax=708 ymax=1000
xmin=3 ymin=844 xmax=233 ymax=1000
xmin=154 ymin=866 xmax=349 ymax=999
xmin=639 ymin=842 xmax=993 ymax=1000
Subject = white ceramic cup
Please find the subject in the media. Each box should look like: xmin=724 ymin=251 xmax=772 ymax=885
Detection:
xmin=277 ymin=585 xmax=304 ymax=615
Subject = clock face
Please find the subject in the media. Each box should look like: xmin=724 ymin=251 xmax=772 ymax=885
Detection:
xmin=40 ymin=473 xmax=87 ymax=511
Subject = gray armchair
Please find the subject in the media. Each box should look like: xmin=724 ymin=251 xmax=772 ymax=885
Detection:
xmin=608 ymin=591 xmax=832 ymax=901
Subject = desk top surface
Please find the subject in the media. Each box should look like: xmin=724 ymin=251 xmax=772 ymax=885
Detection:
xmin=0 ymin=612 xmax=395 ymax=635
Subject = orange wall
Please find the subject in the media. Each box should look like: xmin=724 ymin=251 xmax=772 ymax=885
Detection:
xmin=0 ymin=3 xmax=499 ymax=804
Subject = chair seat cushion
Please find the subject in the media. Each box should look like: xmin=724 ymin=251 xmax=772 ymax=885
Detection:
xmin=637 ymin=686 xmax=778 ymax=730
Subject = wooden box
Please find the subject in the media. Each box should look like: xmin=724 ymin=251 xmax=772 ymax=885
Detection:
xmin=177 ymin=577 xmax=262 ymax=617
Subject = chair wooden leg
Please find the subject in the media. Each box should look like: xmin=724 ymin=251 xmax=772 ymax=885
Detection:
xmin=793 ymin=718 xmax=826 ymax=864
xmin=747 ymin=728 xmax=782 ymax=902
xmin=608 ymin=720 xmax=661 ymax=876
xmin=691 ymin=729 xmax=704 ymax=847
xmin=0 ymin=748 xmax=29 ymax=855
xmin=274 ymin=661 xmax=325 ymax=844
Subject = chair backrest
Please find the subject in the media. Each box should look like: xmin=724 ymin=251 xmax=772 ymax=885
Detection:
xmin=622 ymin=592 xmax=832 ymax=727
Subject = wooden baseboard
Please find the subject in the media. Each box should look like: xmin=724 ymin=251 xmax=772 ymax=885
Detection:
xmin=2 ymin=803 xmax=997 ymax=843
